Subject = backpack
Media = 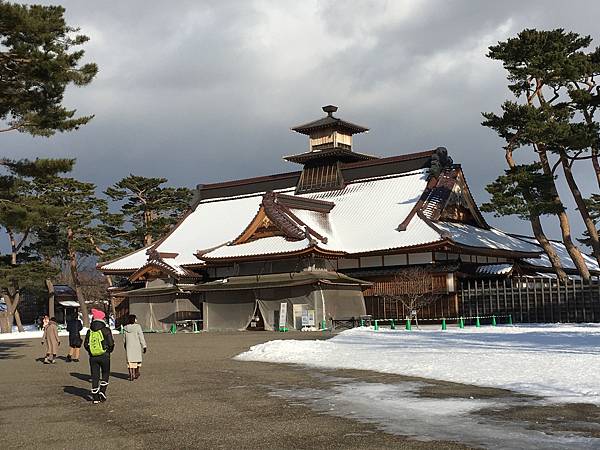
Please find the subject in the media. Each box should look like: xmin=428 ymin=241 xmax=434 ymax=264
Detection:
xmin=89 ymin=329 xmax=105 ymax=356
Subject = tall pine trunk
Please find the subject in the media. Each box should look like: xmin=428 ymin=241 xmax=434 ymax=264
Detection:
xmin=105 ymin=275 xmax=117 ymax=323
xmin=1 ymin=290 xmax=24 ymax=333
xmin=68 ymin=252 xmax=89 ymax=328
xmin=67 ymin=227 xmax=90 ymax=327
xmin=592 ymin=148 xmax=600 ymax=189
xmin=7 ymin=230 xmax=25 ymax=331
xmin=581 ymin=109 xmax=600 ymax=190
xmin=143 ymin=208 xmax=153 ymax=246
xmin=530 ymin=215 xmax=568 ymax=282
xmin=538 ymin=148 xmax=591 ymax=281
xmin=0 ymin=312 xmax=10 ymax=333
xmin=46 ymin=279 xmax=55 ymax=319
xmin=505 ymin=149 xmax=568 ymax=281
xmin=559 ymin=150 xmax=600 ymax=266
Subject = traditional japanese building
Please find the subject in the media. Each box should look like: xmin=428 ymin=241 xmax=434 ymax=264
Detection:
xmin=99 ymin=106 xmax=600 ymax=331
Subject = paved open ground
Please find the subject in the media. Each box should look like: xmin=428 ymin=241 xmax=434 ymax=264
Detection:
xmin=1 ymin=332 xmax=599 ymax=449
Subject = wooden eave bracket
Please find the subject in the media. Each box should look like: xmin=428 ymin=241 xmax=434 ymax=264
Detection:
xmin=231 ymin=191 xmax=330 ymax=245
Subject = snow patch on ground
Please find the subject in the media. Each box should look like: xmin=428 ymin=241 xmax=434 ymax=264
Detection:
xmin=271 ymin=379 xmax=600 ymax=449
xmin=237 ymin=324 xmax=600 ymax=404
xmin=0 ymin=324 xmax=119 ymax=341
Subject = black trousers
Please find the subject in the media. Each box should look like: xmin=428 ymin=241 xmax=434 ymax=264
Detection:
xmin=89 ymin=353 xmax=110 ymax=396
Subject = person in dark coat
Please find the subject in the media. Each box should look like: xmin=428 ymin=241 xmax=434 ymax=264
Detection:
xmin=66 ymin=313 xmax=83 ymax=362
xmin=84 ymin=309 xmax=114 ymax=404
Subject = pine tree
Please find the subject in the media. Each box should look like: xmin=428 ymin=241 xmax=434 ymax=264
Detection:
xmin=0 ymin=1 xmax=97 ymax=136
xmin=481 ymin=164 xmax=568 ymax=281
xmin=104 ymin=175 xmax=193 ymax=250
xmin=0 ymin=159 xmax=71 ymax=332
xmin=33 ymin=175 xmax=119 ymax=327
xmin=485 ymin=29 xmax=600 ymax=280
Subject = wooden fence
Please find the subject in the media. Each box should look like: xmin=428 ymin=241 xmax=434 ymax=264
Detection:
xmin=459 ymin=276 xmax=600 ymax=323
xmin=364 ymin=295 xmax=457 ymax=321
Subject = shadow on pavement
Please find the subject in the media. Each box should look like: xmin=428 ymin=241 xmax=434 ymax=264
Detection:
xmin=63 ymin=385 xmax=90 ymax=401
xmin=70 ymin=371 xmax=129 ymax=381
xmin=70 ymin=372 xmax=90 ymax=382
xmin=0 ymin=341 xmax=26 ymax=360
xmin=111 ymin=372 xmax=129 ymax=380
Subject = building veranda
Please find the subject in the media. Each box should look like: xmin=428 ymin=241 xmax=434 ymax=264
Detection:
xmin=99 ymin=106 xmax=600 ymax=331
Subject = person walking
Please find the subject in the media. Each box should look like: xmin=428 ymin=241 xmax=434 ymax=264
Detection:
xmin=123 ymin=314 xmax=147 ymax=381
xmin=41 ymin=317 xmax=59 ymax=364
xmin=84 ymin=309 xmax=114 ymax=404
xmin=66 ymin=313 xmax=83 ymax=362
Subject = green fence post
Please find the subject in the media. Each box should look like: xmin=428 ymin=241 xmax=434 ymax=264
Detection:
xmin=170 ymin=323 xmax=176 ymax=334
xmin=508 ymin=314 xmax=513 ymax=325
xmin=458 ymin=317 xmax=464 ymax=329
xmin=405 ymin=318 xmax=411 ymax=331
xmin=360 ymin=319 xmax=365 ymax=327
xmin=120 ymin=325 xmax=124 ymax=335
xmin=492 ymin=315 xmax=497 ymax=327
xmin=321 ymin=319 xmax=327 ymax=331
xmin=441 ymin=318 xmax=447 ymax=331
xmin=390 ymin=319 xmax=396 ymax=330
xmin=374 ymin=320 xmax=379 ymax=331
xmin=475 ymin=316 xmax=481 ymax=328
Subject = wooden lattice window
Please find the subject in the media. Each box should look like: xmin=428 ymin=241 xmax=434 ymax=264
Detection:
xmin=296 ymin=162 xmax=344 ymax=194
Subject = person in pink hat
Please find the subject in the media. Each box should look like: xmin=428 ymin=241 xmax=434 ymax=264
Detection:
xmin=83 ymin=308 xmax=114 ymax=404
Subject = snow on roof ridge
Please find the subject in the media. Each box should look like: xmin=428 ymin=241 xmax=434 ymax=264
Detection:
xmin=197 ymin=168 xmax=430 ymax=205
xmin=341 ymin=168 xmax=429 ymax=185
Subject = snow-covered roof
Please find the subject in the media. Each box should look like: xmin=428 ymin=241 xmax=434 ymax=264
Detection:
xmin=201 ymin=170 xmax=444 ymax=260
xmin=100 ymin=164 xmax=549 ymax=274
xmin=99 ymin=245 xmax=153 ymax=272
xmin=204 ymin=237 xmax=314 ymax=259
xmin=301 ymin=171 xmax=442 ymax=253
xmin=436 ymin=223 xmax=541 ymax=254
xmin=157 ymin=194 xmax=264 ymax=265
xmin=518 ymin=237 xmax=600 ymax=272
xmin=475 ymin=263 xmax=513 ymax=276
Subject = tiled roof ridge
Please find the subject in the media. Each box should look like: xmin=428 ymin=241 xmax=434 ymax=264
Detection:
xmin=274 ymin=192 xmax=335 ymax=212
xmin=421 ymin=168 xmax=459 ymax=220
xmin=291 ymin=115 xmax=369 ymax=135
xmin=198 ymin=169 xmax=430 ymax=206
xmin=197 ymin=149 xmax=435 ymax=198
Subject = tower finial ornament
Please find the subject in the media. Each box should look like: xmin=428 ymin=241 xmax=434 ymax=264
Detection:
xmin=322 ymin=105 xmax=338 ymax=117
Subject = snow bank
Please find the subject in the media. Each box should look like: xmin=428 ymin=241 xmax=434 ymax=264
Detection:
xmin=236 ymin=324 xmax=600 ymax=404
xmin=0 ymin=324 xmax=119 ymax=341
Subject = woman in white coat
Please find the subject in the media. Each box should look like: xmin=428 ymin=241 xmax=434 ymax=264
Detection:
xmin=123 ymin=314 xmax=147 ymax=381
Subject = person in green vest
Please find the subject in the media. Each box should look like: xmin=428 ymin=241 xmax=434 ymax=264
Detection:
xmin=83 ymin=309 xmax=115 ymax=404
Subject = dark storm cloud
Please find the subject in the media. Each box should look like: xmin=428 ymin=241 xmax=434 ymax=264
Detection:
xmin=3 ymin=0 xmax=600 ymax=240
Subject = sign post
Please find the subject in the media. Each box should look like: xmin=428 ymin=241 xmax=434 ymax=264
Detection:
xmin=301 ymin=309 xmax=316 ymax=329
xmin=278 ymin=302 xmax=288 ymax=332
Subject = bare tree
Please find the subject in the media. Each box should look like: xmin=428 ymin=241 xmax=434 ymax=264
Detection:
xmin=373 ymin=267 xmax=444 ymax=328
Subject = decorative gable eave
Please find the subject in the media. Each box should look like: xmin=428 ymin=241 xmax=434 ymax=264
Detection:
xmin=231 ymin=191 xmax=330 ymax=246
xmin=432 ymin=168 xmax=490 ymax=229
xmin=128 ymin=259 xmax=200 ymax=283
xmin=396 ymin=164 xmax=490 ymax=232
